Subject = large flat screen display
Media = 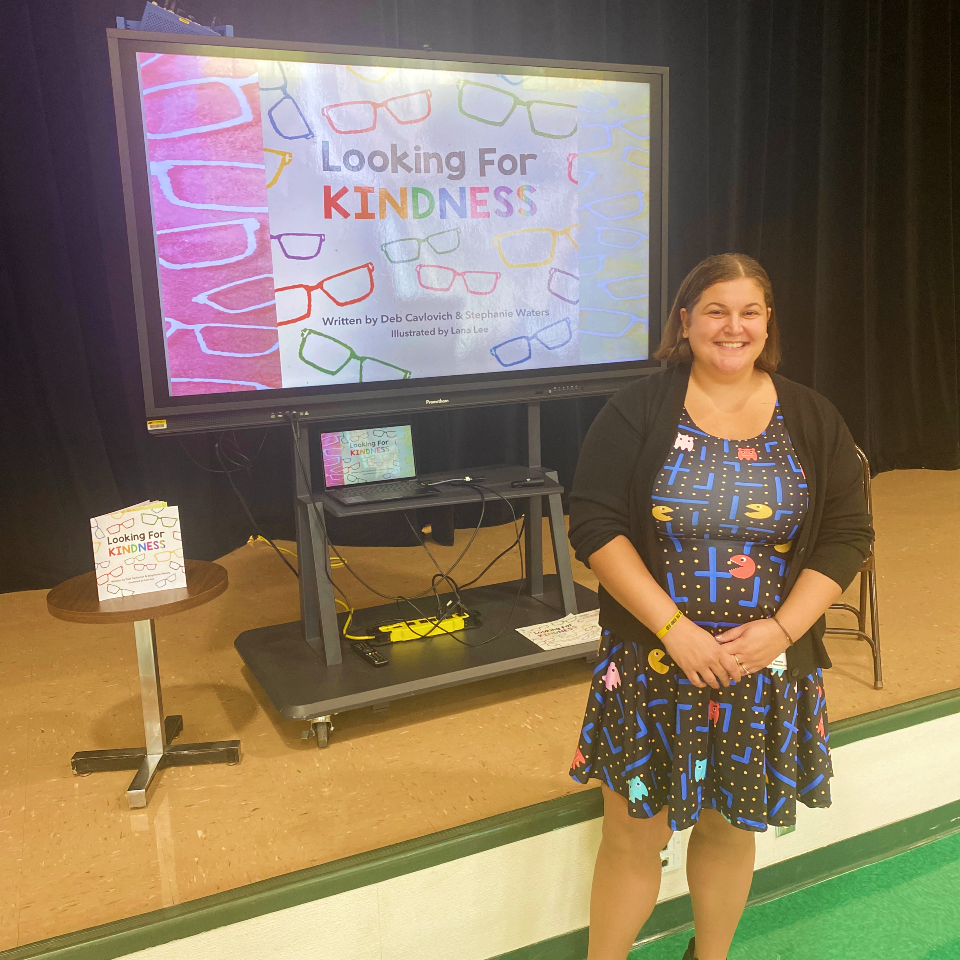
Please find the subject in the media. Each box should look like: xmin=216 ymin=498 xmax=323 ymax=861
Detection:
xmin=109 ymin=33 xmax=666 ymax=431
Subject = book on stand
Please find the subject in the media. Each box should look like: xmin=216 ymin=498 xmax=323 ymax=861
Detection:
xmin=91 ymin=501 xmax=186 ymax=600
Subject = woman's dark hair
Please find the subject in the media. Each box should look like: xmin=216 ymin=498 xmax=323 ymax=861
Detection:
xmin=654 ymin=253 xmax=781 ymax=373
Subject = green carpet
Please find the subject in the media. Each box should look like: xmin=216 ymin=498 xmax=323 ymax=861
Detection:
xmin=631 ymin=830 xmax=960 ymax=960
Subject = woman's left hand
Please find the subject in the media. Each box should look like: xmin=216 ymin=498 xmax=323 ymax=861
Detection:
xmin=715 ymin=618 xmax=789 ymax=675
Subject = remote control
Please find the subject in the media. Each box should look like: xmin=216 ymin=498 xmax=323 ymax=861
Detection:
xmin=511 ymin=477 xmax=546 ymax=488
xmin=351 ymin=640 xmax=389 ymax=667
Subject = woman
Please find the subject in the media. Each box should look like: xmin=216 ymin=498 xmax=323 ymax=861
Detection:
xmin=567 ymin=253 xmax=873 ymax=960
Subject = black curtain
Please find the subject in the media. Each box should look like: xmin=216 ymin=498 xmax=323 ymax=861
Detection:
xmin=2 ymin=0 xmax=958 ymax=592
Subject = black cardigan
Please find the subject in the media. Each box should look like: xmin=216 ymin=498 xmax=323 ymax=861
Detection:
xmin=568 ymin=364 xmax=875 ymax=679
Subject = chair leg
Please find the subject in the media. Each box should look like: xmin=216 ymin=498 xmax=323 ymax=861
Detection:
xmin=868 ymin=566 xmax=883 ymax=690
xmin=858 ymin=570 xmax=868 ymax=634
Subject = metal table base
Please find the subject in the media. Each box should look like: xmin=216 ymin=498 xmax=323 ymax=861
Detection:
xmin=71 ymin=619 xmax=241 ymax=808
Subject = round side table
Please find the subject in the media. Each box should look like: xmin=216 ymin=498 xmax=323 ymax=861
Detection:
xmin=47 ymin=559 xmax=240 ymax=808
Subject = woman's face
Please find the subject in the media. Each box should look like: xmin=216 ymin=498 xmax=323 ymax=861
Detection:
xmin=680 ymin=278 xmax=771 ymax=377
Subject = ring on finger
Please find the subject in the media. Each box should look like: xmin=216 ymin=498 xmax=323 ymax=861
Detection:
xmin=733 ymin=654 xmax=749 ymax=675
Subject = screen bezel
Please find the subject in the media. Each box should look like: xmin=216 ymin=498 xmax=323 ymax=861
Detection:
xmin=108 ymin=30 xmax=668 ymax=434
xmin=320 ymin=425 xmax=417 ymax=489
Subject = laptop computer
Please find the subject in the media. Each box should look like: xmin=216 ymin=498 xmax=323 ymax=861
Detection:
xmin=320 ymin=425 xmax=440 ymax=505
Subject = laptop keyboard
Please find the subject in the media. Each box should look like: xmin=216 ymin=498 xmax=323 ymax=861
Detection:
xmin=333 ymin=480 xmax=435 ymax=504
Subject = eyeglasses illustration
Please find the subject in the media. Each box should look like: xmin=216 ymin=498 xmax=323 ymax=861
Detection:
xmin=91 ymin=520 xmax=105 ymax=538
xmin=259 ymin=62 xmax=315 ymax=140
xmin=156 ymin=218 xmax=261 ymax=271
xmin=578 ymin=115 xmax=649 ymax=154
xmin=133 ymin=561 xmax=158 ymax=571
xmin=623 ymin=145 xmax=649 ymax=169
xmin=106 ymin=518 xmax=135 ymax=534
xmin=138 ymin=53 xmax=163 ymax=69
xmin=142 ymin=74 xmax=258 ymax=139
xmin=173 ymin=530 xmax=182 ymax=541
xmin=154 ymin=575 xmax=179 ymax=589
xmin=493 ymin=224 xmax=578 ymax=268
xmin=264 ymin=148 xmax=293 ymax=188
xmin=565 ymin=153 xmax=598 ymax=190
xmin=496 ymin=74 xmax=525 ymax=86
xmin=456 ymin=80 xmax=576 ymax=139
xmin=150 ymin=160 xmax=268 ymax=213
xmin=597 ymin=226 xmax=647 ymax=249
xmin=152 ymin=550 xmax=183 ymax=563
xmin=597 ymin=273 xmax=649 ymax=301
xmin=271 ymin=232 xmax=325 ymax=260
xmin=547 ymin=267 xmax=579 ymax=304
xmin=96 ymin=567 xmax=123 ymax=585
xmin=372 ymin=429 xmax=398 ymax=437
xmin=168 ymin=560 xmax=184 ymax=571
xmin=346 ymin=65 xmax=395 ymax=83
xmin=96 ymin=559 xmax=111 ymax=568
xmin=380 ymin=228 xmax=460 ymax=264
xmin=106 ymin=584 xmax=135 ymax=597
xmin=321 ymin=90 xmax=432 ymax=134
xmin=192 ymin=274 xmax=276 ymax=314
xmin=165 ymin=318 xmax=280 ymax=358
xmin=490 ymin=318 xmax=573 ymax=367
xmin=579 ymin=254 xmax=607 ymax=278
xmin=578 ymin=90 xmax=620 ymax=113
xmin=275 ymin=262 xmax=375 ymax=325
xmin=299 ymin=329 xmax=411 ymax=381
xmin=141 ymin=514 xmax=178 ymax=528
xmin=171 ymin=377 xmax=271 ymax=390
xmin=580 ymin=191 xmax=645 ymax=221
xmin=580 ymin=309 xmax=646 ymax=338
xmin=93 ymin=542 xmax=102 ymax=555
xmin=416 ymin=264 xmax=500 ymax=295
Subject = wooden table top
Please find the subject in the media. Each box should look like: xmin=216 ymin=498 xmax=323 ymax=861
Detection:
xmin=46 ymin=559 xmax=228 ymax=625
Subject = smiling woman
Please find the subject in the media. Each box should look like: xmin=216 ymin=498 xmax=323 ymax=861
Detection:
xmin=566 ymin=253 xmax=874 ymax=960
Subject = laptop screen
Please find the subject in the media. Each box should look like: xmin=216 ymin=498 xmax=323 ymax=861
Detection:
xmin=320 ymin=426 xmax=417 ymax=488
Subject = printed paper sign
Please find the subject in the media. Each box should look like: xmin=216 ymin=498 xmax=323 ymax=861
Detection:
xmin=516 ymin=609 xmax=601 ymax=651
xmin=90 ymin=502 xmax=186 ymax=600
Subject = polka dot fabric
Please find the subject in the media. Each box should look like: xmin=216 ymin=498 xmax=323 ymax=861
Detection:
xmin=568 ymin=406 xmax=833 ymax=832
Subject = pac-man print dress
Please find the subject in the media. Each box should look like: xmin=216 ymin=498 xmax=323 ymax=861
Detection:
xmin=569 ymin=404 xmax=833 ymax=832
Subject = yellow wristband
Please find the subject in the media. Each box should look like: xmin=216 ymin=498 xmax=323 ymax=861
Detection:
xmin=656 ymin=610 xmax=683 ymax=640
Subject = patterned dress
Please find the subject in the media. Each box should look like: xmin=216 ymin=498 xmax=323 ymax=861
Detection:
xmin=569 ymin=404 xmax=833 ymax=832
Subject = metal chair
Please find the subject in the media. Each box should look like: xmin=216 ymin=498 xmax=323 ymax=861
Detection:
xmin=823 ymin=445 xmax=883 ymax=689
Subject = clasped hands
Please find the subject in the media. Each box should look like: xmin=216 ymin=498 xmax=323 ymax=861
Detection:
xmin=661 ymin=616 xmax=789 ymax=690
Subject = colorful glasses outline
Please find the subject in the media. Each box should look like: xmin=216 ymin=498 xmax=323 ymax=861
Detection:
xmin=321 ymin=90 xmax=432 ymax=134
xmin=416 ymin=264 xmax=500 ymax=295
xmin=596 ymin=226 xmax=647 ymax=249
xmin=493 ymin=224 xmax=578 ymax=268
xmin=456 ymin=80 xmax=577 ymax=139
xmin=566 ymin=153 xmax=599 ymax=189
xmin=275 ymin=262 xmax=376 ymax=324
xmin=142 ymin=74 xmax=258 ymax=139
xmin=596 ymin=273 xmax=649 ymax=302
xmin=259 ymin=63 xmax=315 ymax=140
xmin=578 ymin=91 xmax=620 ymax=113
xmin=345 ymin=65 xmax=395 ymax=83
xmin=623 ymin=145 xmax=649 ymax=169
xmin=150 ymin=160 xmax=268 ymax=213
xmin=578 ymin=114 xmax=650 ymax=154
xmin=580 ymin=191 xmax=645 ymax=222
xmin=96 ymin=566 xmax=123 ymax=585
xmin=192 ymin=274 xmax=276 ymax=314
xmin=381 ymin=228 xmax=460 ymax=264
xmin=547 ymin=267 xmax=579 ymax=304
xmin=580 ymin=308 xmax=646 ymax=338
xmin=165 ymin=317 xmax=280 ymax=358
xmin=106 ymin=518 xmax=135 ymax=534
xmin=579 ymin=254 xmax=607 ymax=278
xmin=106 ymin=583 xmax=136 ymax=597
xmin=264 ymin=148 xmax=293 ymax=187
xmin=140 ymin=514 xmax=178 ymax=528
xmin=156 ymin=218 xmax=260 ymax=271
xmin=490 ymin=318 xmax=573 ymax=367
xmin=171 ymin=377 xmax=270 ymax=390
xmin=299 ymin=328 xmax=411 ymax=381
xmin=271 ymin=232 xmax=325 ymax=260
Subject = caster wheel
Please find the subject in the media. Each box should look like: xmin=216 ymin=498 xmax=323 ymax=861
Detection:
xmin=72 ymin=770 xmax=92 ymax=777
xmin=312 ymin=720 xmax=332 ymax=749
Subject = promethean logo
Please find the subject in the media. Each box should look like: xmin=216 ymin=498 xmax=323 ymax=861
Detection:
xmin=425 ymin=398 xmax=449 ymax=405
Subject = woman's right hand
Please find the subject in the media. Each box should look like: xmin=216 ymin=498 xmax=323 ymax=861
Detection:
xmin=661 ymin=618 xmax=744 ymax=690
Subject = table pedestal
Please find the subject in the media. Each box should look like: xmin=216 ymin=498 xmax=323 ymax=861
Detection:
xmin=71 ymin=618 xmax=241 ymax=808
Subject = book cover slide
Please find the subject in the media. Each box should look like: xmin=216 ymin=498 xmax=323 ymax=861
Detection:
xmin=91 ymin=502 xmax=186 ymax=600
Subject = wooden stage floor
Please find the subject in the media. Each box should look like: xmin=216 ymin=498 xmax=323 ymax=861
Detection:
xmin=1 ymin=469 xmax=958 ymax=949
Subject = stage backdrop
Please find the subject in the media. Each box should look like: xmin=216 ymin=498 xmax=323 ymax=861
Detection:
xmin=1 ymin=0 xmax=958 ymax=592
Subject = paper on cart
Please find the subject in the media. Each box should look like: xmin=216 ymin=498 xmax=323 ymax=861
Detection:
xmin=516 ymin=609 xmax=601 ymax=650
